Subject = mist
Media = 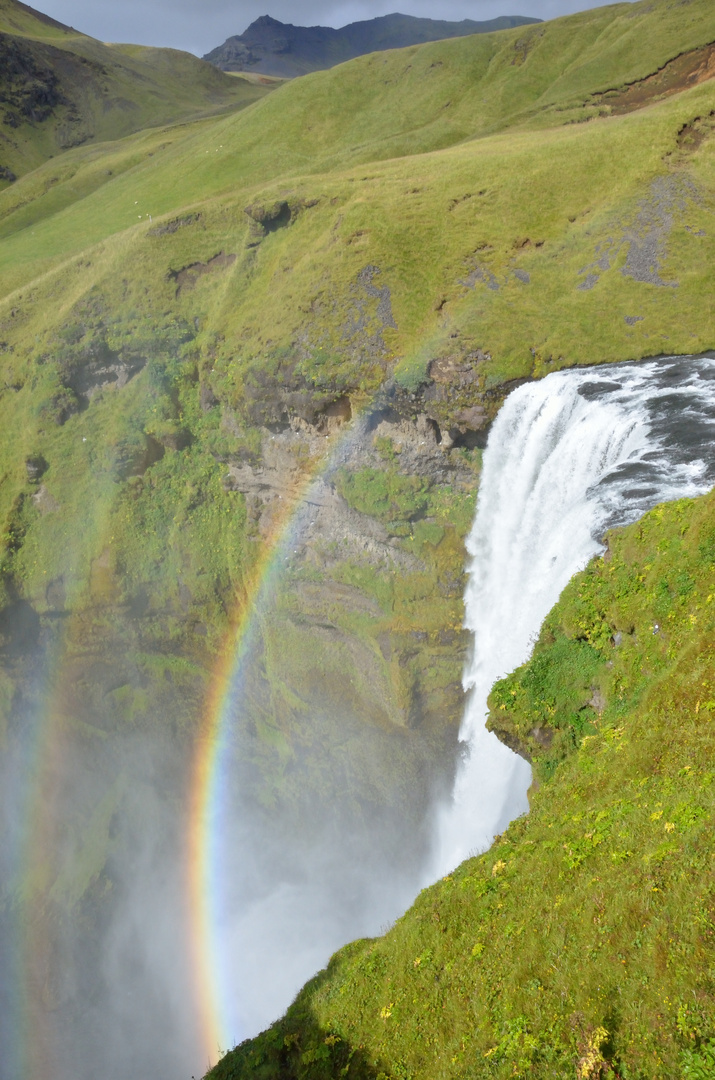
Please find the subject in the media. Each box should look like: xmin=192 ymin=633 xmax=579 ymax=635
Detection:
xmin=4 ymin=355 xmax=715 ymax=1080
xmin=0 ymin=480 xmax=455 ymax=1078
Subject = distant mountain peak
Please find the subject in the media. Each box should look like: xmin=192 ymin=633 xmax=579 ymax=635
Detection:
xmin=250 ymin=14 xmax=284 ymax=28
xmin=204 ymin=11 xmax=542 ymax=79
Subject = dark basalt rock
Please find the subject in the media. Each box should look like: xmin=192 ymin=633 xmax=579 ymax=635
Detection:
xmin=147 ymin=213 xmax=202 ymax=238
xmin=0 ymin=597 xmax=40 ymax=656
xmin=154 ymin=426 xmax=193 ymax=452
xmin=0 ymin=33 xmax=64 ymax=126
xmin=199 ymin=382 xmax=219 ymax=412
xmin=167 ymin=252 xmax=237 ymax=295
xmin=244 ymin=198 xmax=318 ymax=245
xmin=112 ymin=434 xmax=165 ymax=479
xmin=25 ymin=454 xmax=48 ymax=483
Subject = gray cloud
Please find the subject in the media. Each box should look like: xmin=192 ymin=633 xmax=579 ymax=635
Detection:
xmin=35 ymin=0 xmax=631 ymax=57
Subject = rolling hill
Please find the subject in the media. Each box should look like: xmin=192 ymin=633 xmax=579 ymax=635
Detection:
xmin=0 ymin=0 xmax=273 ymax=181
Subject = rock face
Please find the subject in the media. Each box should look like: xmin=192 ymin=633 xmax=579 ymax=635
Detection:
xmin=0 ymin=33 xmax=64 ymax=131
xmin=220 ymin=397 xmax=476 ymax=728
xmin=204 ymin=12 xmax=542 ymax=78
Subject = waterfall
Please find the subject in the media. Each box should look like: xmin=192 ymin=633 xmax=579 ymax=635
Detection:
xmin=429 ymin=355 xmax=715 ymax=878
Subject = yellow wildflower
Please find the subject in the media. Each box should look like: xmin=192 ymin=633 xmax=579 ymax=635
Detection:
xmin=577 ymin=1027 xmax=609 ymax=1079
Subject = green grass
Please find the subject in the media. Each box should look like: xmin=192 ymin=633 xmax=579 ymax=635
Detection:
xmin=0 ymin=73 xmax=711 ymax=380
xmin=0 ymin=0 xmax=79 ymax=41
xmin=0 ymin=0 xmax=710 ymax=848
xmin=2 ymin=0 xmax=714 ymax=279
xmin=211 ymin=489 xmax=715 ymax=1080
xmin=0 ymin=0 xmax=272 ymax=180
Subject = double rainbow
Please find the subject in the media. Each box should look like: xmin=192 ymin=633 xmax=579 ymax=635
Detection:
xmin=187 ymin=411 xmax=369 ymax=1063
xmin=10 ymin=402 xmax=376 ymax=1075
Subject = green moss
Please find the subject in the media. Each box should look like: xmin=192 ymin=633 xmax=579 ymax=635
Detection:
xmin=336 ymin=468 xmax=430 ymax=530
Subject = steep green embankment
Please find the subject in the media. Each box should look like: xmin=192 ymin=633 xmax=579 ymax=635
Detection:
xmin=0 ymin=0 xmax=713 ymax=1053
xmin=210 ymin=491 xmax=715 ymax=1080
xmin=0 ymin=0 xmax=271 ymax=181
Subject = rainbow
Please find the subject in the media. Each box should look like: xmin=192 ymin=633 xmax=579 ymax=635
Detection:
xmin=187 ymin=530 xmax=286 ymax=1062
xmin=187 ymin=412 xmax=369 ymax=1064
xmin=8 ymin=399 xmax=379 ymax=1075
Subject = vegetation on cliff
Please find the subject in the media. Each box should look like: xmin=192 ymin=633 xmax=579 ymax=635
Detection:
xmin=210 ymin=490 xmax=715 ymax=1080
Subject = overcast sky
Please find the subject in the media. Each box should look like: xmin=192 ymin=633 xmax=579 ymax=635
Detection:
xmin=36 ymin=0 xmax=632 ymax=57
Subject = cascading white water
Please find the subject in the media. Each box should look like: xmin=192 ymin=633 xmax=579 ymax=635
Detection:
xmin=429 ymin=355 xmax=715 ymax=879
xmin=198 ymin=355 xmax=715 ymax=1049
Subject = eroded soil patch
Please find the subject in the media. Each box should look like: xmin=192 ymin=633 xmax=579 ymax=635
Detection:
xmin=168 ymin=251 xmax=237 ymax=295
xmin=591 ymin=41 xmax=715 ymax=116
xmin=576 ymin=175 xmax=701 ymax=291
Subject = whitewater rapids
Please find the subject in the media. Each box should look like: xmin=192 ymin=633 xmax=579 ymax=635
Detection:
xmin=429 ymin=354 xmax=715 ymax=878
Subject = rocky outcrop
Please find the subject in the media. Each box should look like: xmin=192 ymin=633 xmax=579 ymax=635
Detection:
xmin=244 ymin=198 xmax=318 ymax=245
xmin=222 ymin=399 xmax=475 ymax=546
xmin=0 ymin=33 xmax=64 ymax=129
xmin=64 ymin=343 xmax=147 ymax=402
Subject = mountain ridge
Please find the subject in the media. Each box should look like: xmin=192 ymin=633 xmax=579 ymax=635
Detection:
xmin=203 ymin=11 xmax=542 ymax=78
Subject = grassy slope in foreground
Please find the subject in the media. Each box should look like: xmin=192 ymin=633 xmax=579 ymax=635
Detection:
xmin=210 ymin=490 xmax=715 ymax=1080
xmin=2 ymin=0 xmax=714 ymax=258
xmin=0 ymin=0 xmax=271 ymax=180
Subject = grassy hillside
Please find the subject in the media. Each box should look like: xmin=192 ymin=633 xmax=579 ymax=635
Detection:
xmin=211 ymin=489 xmax=715 ymax=1080
xmin=0 ymin=0 xmax=271 ymax=181
xmin=0 ymin=58 xmax=712 ymax=430
xmin=0 ymin=0 xmax=713 ymax=303
xmin=0 ymin=0 xmax=713 ymax=1069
